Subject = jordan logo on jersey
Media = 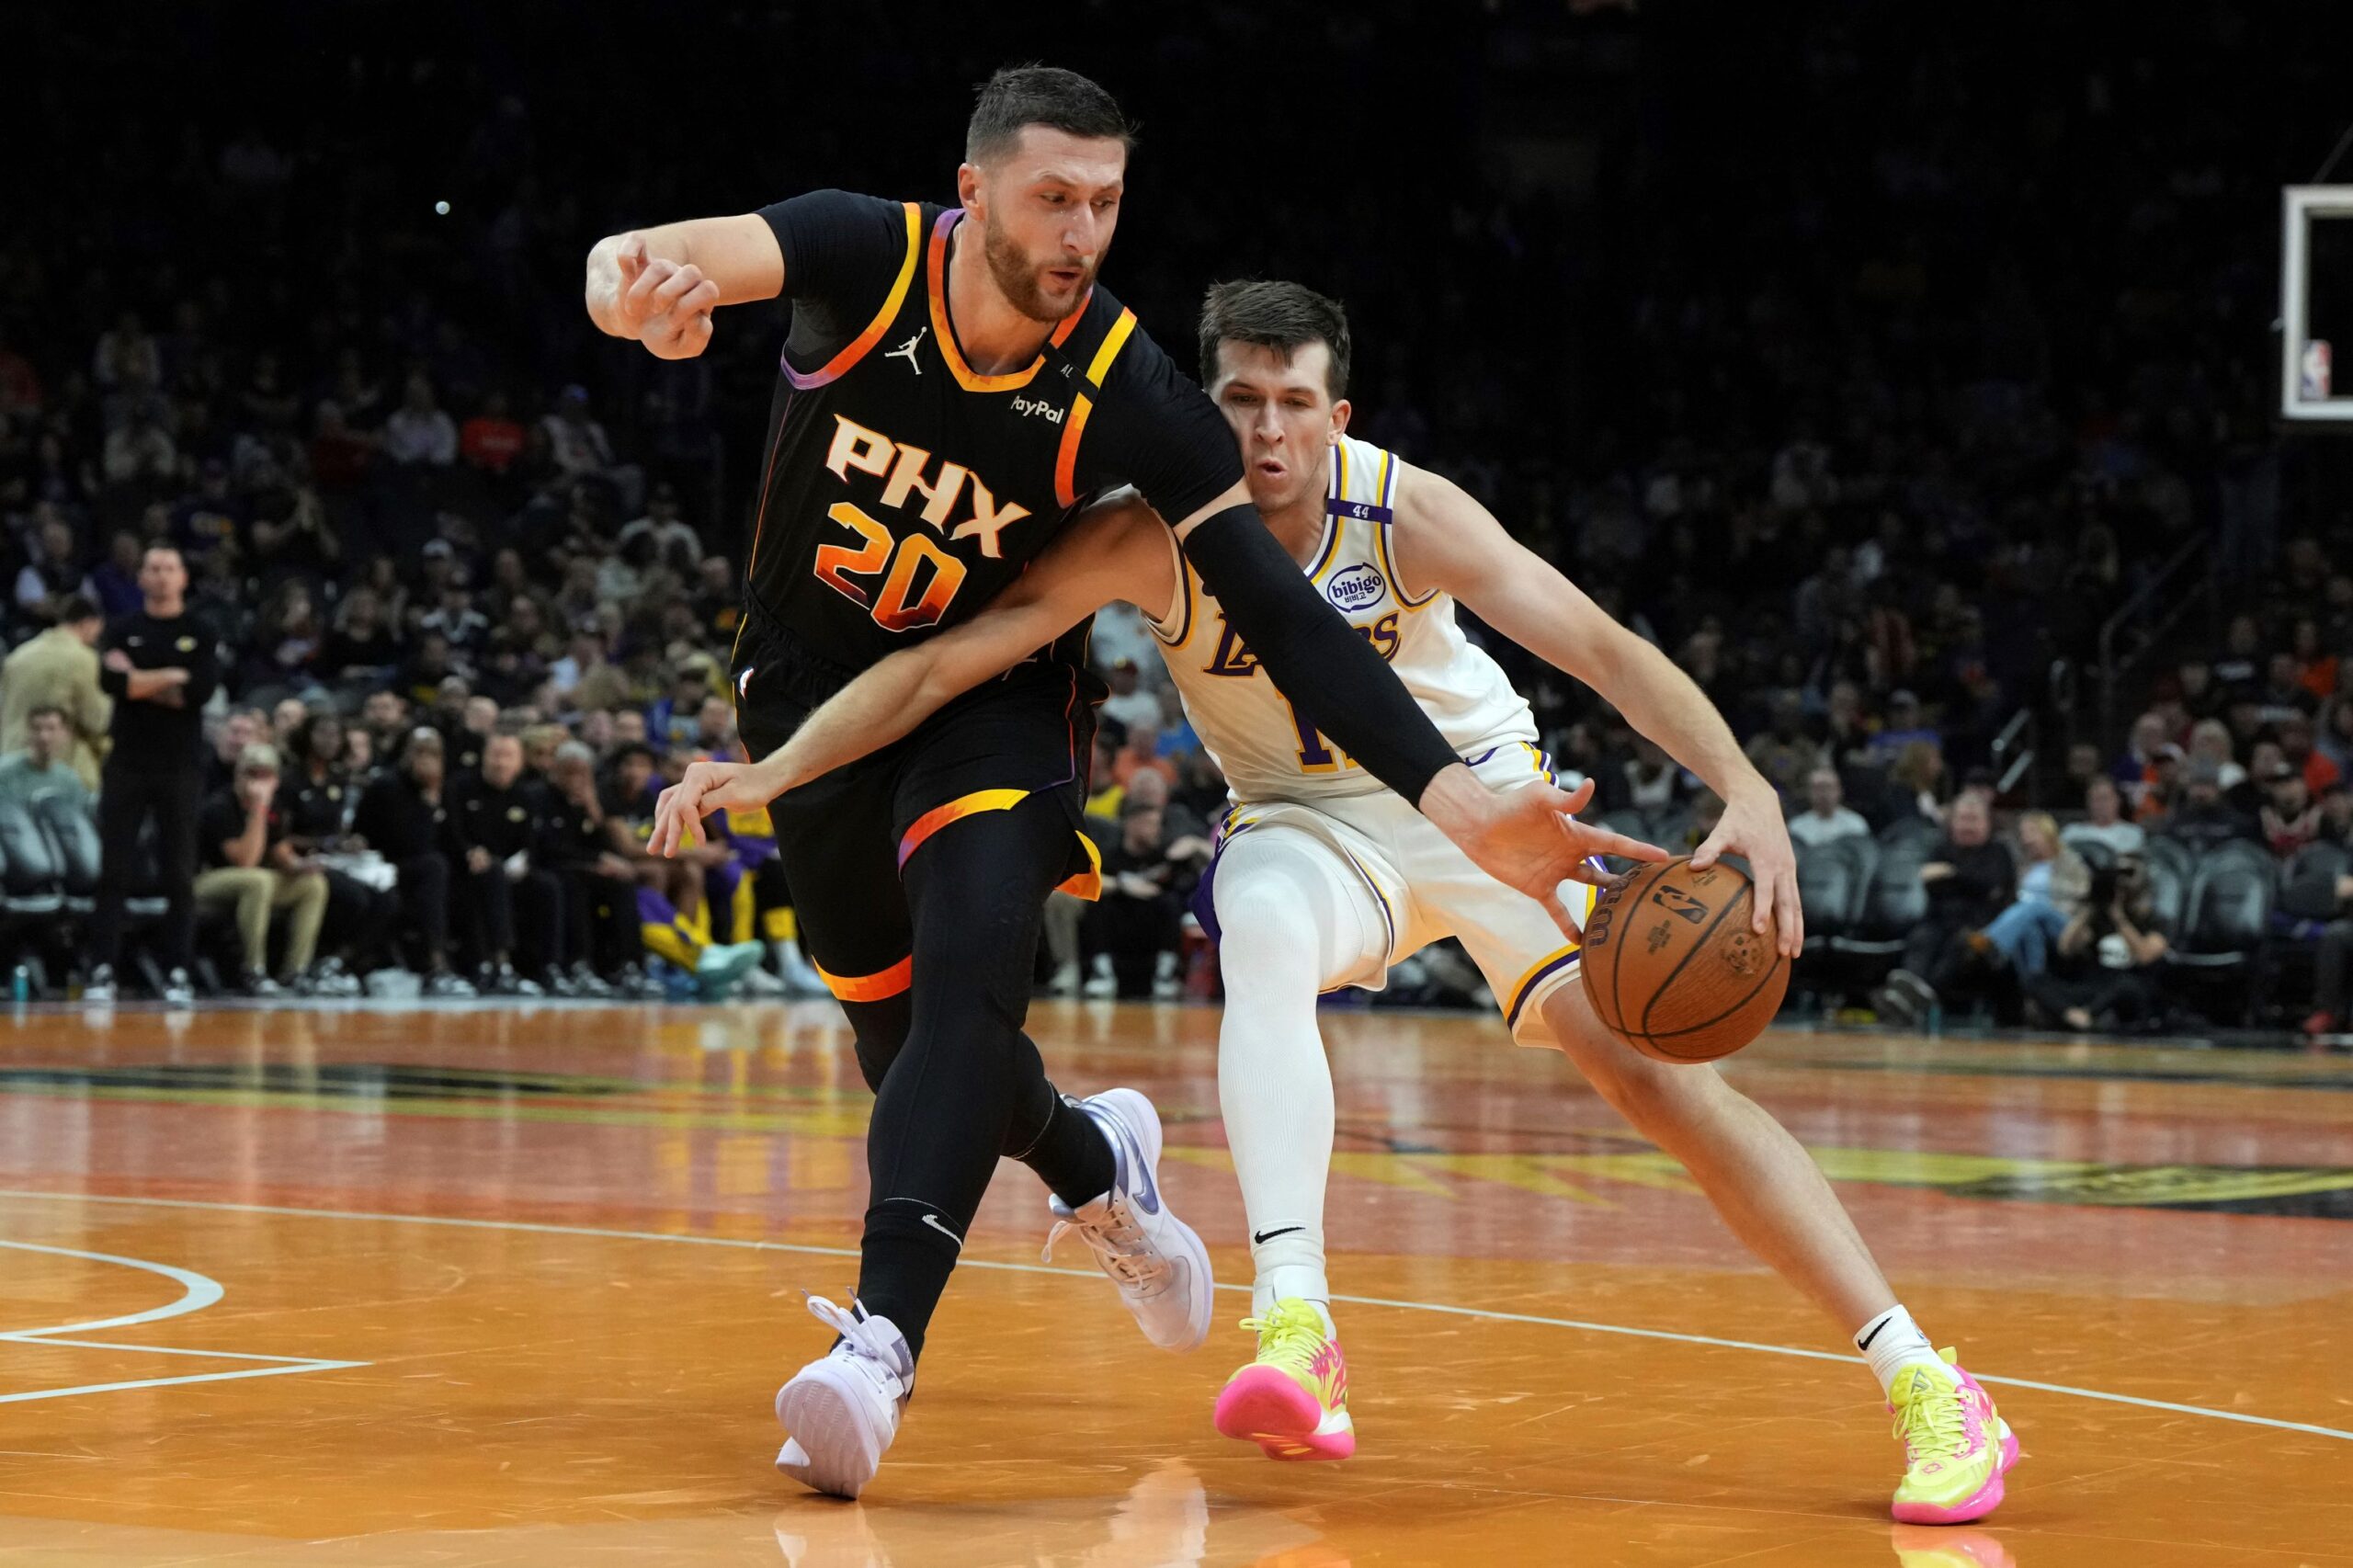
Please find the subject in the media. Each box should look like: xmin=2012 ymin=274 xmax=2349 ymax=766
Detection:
xmin=885 ymin=327 xmax=927 ymax=373
xmin=823 ymin=414 xmax=1031 ymax=558
xmin=1326 ymin=562 xmax=1386 ymax=612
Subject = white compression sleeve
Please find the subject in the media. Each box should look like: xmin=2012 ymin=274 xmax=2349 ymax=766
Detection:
xmin=1211 ymin=827 xmax=1391 ymax=1314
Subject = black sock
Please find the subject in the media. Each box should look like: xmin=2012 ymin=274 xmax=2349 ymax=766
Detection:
xmin=855 ymin=1200 xmax=964 ymax=1361
xmin=1009 ymin=1085 xmax=1115 ymax=1209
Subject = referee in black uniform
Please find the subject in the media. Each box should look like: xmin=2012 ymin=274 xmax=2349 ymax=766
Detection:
xmin=88 ymin=545 xmax=218 ymax=1006
xmin=592 ymin=67 xmax=1602 ymax=1497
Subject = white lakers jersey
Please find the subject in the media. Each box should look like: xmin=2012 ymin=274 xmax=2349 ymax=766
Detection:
xmin=1143 ymin=435 xmax=1538 ymax=803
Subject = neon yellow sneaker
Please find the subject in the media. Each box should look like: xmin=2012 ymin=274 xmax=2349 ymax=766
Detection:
xmin=1889 ymin=1348 xmax=2019 ymax=1524
xmin=1212 ymin=1299 xmax=1354 ymax=1460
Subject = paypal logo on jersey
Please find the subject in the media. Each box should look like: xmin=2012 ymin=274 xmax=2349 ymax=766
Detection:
xmin=1326 ymin=562 xmax=1387 ymax=612
xmin=1010 ymin=395 xmax=1064 ymax=424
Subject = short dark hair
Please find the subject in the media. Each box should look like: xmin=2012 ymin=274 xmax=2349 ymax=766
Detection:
xmin=58 ymin=595 xmax=98 ymax=625
xmin=1198 ymin=279 xmax=1352 ymax=400
xmin=966 ymin=65 xmax=1134 ymax=165
xmin=26 ymin=704 xmax=67 ymax=728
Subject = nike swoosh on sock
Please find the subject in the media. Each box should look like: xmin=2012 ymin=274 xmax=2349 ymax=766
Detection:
xmin=1253 ymin=1225 xmax=1305 ymax=1245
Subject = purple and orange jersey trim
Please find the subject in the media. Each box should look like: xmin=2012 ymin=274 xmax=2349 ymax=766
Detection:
xmin=746 ymin=203 xmax=923 ymax=576
xmin=782 ymin=202 xmax=924 ymax=391
xmin=897 ymin=786 xmax=1104 ymax=902
xmin=897 ymin=788 xmax=1030 ymax=869
xmin=1058 ymin=829 xmax=1103 ymax=901
xmin=926 ymin=209 xmax=1090 ymax=394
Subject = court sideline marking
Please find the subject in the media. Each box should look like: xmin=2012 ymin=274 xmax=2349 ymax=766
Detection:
xmin=1 ymin=1188 xmax=2345 ymax=1443
xmin=0 ymin=1237 xmax=369 ymax=1405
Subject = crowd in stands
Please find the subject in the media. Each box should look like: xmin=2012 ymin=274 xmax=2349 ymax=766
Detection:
xmin=1742 ymin=610 xmax=2353 ymax=1036
xmin=3 ymin=6 xmax=2343 ymax=1030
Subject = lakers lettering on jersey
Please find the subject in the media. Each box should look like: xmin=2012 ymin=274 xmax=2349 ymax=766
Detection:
xmin=1145 ymin=435 xmax=1538 ymax=803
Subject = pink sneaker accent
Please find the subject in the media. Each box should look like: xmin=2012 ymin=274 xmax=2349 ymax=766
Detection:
xmin=1890 ymin=1362 xmax=2019 ymax=1524
xmin=1214 ymin=1363 xmax=1356 ymax=1460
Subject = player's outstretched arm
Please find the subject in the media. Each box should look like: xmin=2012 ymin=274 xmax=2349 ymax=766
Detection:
xmin=1172 ymin=485 xmax=1665 ymax=936
xmin=1390 ymin=464 xmax=1802 ymax=955
xmin=584 ymin=215 xmax=784 ymax=359
xmin=645 ymin=500 xmax=1171 ymax=858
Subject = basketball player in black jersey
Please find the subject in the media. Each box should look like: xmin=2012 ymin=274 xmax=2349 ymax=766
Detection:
xmin=587 ymin=66 xmax=1631 ymax=1498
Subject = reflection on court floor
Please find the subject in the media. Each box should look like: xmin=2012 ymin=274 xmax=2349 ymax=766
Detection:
xmin=0 ymin=1000 xmax=2346 ymax=1565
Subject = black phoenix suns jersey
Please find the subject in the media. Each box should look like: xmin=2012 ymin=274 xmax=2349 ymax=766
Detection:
xmin=740 ymin=189 xmax=1242 ymax=701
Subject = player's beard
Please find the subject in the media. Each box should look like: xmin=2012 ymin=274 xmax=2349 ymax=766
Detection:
xmin=983 ymin=222 xmax=1093 ymax=323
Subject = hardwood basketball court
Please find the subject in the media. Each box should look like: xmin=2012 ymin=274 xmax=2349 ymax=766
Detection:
xmin=0 ymin=999 xmax=2346 ymax=1565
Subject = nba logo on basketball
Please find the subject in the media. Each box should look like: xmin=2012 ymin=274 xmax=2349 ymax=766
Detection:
xmin=1326 ymin=563 xmax=1386 ymax=611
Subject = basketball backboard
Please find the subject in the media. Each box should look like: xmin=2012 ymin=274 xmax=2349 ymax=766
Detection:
xmin=2281 ymin=185 xmax=2353 ymax=421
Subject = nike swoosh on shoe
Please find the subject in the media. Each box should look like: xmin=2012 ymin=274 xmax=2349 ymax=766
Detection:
xmin=1118 ymin=1122 xmax=1161 ymax=1214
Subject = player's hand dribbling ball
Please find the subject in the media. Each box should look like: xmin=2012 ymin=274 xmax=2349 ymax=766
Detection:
xmin=1580 ymin=856 xmax=1789 ymax=1063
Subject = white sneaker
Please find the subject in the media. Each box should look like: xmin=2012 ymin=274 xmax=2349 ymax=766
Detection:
xmin=364 ymin=968 xmax=423 ymax=1001
xmin=1048 ymin=960 xmax=1080 ymax=996
xmin=1043 ymin=1088 xmax=1213 ymax=1352
xmin=735 ymin=963 xmax=788 ymax=998
xmin=1082 ymin=952 xmax=1117 ymax=1000
xmin=162 ymin=968 xmax=195 ymax=1008
xmin=774 ymin=1295 xmax=914 ymax=1500
xmin=772 ymin=939 xmax=832 ymax=998
xmin=83 ymin=964 xmax=117 ymax=1006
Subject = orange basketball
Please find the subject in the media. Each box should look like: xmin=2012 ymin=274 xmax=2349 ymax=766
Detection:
xmin=1579 ymin=856 xmax=1787 ymax=1063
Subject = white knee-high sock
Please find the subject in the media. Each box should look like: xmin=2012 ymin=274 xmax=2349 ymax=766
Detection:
xmin=1212 ymin=832 xmax=1385 ymax=1317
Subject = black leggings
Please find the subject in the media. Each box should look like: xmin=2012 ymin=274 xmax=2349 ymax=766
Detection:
xmin=847 ymin=793 xmax=1112 ymax=1350
xmin=93 ymin=766 xmax=199 ymax=972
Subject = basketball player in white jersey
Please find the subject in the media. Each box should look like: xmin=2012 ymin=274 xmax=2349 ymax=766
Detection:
xmin=654 ymin=283 xmax=2018 ymax=1526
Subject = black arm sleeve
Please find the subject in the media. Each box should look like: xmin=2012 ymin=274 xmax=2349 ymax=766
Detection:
xmin=1182 ymin=505 xmax=1461 ymax=807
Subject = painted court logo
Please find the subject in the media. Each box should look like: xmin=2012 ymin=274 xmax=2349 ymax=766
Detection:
xmin=1326 ymin=562 xmax=1386 ymax=612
